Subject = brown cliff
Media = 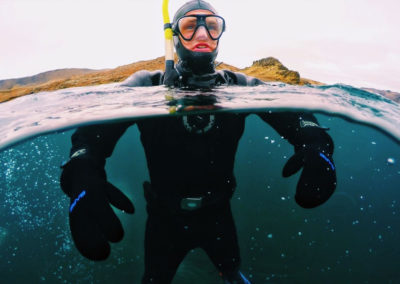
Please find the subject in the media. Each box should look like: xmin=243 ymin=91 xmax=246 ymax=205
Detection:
xmin=0 ymin=56 xmax=321 ymax=103
xmin=242 ymin=57 xmax=321 ymax=86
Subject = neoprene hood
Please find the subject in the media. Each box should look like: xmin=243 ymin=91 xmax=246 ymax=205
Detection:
xmin=172 ymin=0 xmax=220 ymax=74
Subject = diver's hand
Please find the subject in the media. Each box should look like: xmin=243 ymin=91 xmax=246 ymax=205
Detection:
xmin=283 ymin=147 xmax=336 ymax=208
xmin=60 ymin=156 xmax=134 ymax=261
xmin=163 ymin=67 xmax=180 ymax=87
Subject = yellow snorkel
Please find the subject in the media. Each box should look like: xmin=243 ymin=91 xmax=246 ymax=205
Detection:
xmin=162 ymin=0 xmax=175 ymax=79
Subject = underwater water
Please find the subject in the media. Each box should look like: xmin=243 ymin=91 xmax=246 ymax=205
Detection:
xmin=0 ymin=82 xmax=400 ymax=283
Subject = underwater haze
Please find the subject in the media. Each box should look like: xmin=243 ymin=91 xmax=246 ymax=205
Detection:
xmin=0 ymin=83 xmax=400 ymax=283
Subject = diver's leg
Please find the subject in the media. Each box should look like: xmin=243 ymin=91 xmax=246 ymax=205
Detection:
xmin=202 ymin=203 xmax=252 ymax=284
xmin=142 ymin=212 xmax=189 ymax=284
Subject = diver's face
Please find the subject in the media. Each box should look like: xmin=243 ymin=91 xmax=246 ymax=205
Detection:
xmin=179 ymin=9 xmax=218 ymax=53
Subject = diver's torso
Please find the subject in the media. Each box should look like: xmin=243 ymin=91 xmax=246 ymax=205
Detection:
xmin=137 ymin=112 xmax=246 ymax=196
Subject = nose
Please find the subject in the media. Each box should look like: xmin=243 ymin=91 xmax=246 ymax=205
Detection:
xmin=193 ymin=25 xmax=209 ymax=39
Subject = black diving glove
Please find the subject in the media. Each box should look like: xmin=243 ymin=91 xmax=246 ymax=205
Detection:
xmin=163 ymin=67 xmax=180 ymax=87
xmin=60 ymin=151 xmax=134 ymax=260
xmin=282 ymin=129 xmax=337 ymax=208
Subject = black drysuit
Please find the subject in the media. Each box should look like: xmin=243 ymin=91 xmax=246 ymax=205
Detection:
xmin=68 ymin=68 xmax=332 ymax=283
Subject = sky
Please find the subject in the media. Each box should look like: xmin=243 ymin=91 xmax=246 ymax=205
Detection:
xmin=1 ymin=0 xmax=399 ymax=92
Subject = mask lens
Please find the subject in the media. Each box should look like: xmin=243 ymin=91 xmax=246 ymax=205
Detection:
xmin=206 ymin=16 xmax=224 ymax=39
xmin=178 ymin=16 xmax=198 ymax=40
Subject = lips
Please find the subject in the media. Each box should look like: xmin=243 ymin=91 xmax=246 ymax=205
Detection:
xmin=192 ymin=43 xmax=212 ymax=52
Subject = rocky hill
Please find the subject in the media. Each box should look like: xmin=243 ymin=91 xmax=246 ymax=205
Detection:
xmin=0 ymin=56 xmax=320 ymax=103
xmin=361 ymin=88 xmax=400 ymax=103
xmin=0 ymin=68 xmax=99 ymax=90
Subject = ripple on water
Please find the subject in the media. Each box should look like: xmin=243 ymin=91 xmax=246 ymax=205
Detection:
xmin=0 ymin=83 xmax=399 ymax=152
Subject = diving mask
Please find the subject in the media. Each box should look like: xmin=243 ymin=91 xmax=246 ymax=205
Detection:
xmin=173 ymin=14 xmax=225 ymax=41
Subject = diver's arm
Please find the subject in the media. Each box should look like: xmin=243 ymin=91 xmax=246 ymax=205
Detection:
xmin=68 ymin=68 xmax=164 ymax=158
xmin=222 ymin=70 xmax=264 ymax=86
xmin=70 ymin=121 xmax=134 ymax=163
xmin=257 ymin=112 xmax=331 ymax=150
xmin=68 ymin=68 xmax=164 ymax=159
xmin=121 ymin=70 xmax=164 ymax=87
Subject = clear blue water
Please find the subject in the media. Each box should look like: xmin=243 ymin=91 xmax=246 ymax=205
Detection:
xmin=0 ymin=82 xmax=399 ymax=283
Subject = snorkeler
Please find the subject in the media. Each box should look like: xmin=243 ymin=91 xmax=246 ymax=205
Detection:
xmin=60 ymin=1 xmax=337 ymax=283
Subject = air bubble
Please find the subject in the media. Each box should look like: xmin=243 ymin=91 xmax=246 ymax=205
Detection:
xmin=387 ymin=157 xmax=395 ymax=165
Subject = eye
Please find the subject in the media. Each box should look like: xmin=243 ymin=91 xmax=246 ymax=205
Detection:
xmin=208 ymin=23 xmax=217 ymax=31
xmin=179 ymin=18 xmax=197 ymax=31
xmin=206 ymin=17 xmax=221 ymax=31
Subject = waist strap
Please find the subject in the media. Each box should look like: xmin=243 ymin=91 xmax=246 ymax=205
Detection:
xmin=143 ymin=181 xmax=234 ymax=212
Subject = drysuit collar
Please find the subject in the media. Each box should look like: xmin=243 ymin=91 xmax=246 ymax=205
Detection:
xmin=175 ymin=60 xmax=219 ymax=89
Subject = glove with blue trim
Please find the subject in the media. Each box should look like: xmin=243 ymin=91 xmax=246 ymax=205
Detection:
xmin=283 ymin=127 xmax=337 ymax=208
xmin=60 ymin=149 xmax=134 ymax=260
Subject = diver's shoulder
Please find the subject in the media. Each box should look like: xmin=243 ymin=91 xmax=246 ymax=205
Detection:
xmin=218 ymin=70 xmax=264 ymax=86
xmin=121 ymin=70 xmax=164 ymax=87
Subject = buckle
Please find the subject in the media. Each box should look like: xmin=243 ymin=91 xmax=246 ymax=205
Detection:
xmin=180 ymin=197 xmax=203 ymax=211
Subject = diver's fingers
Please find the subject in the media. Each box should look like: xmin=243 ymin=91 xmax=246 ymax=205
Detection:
xmin=282 ymin=151 xmax=305 ymax=177
xmin=106 ymin=182 xmax=135 ymax=214
xmin=69 ymin=205 xmax=110 ymax=261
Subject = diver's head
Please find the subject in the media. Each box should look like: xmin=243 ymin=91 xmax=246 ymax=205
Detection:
xmin=172 ymin=0 xmax=225 ymax=74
